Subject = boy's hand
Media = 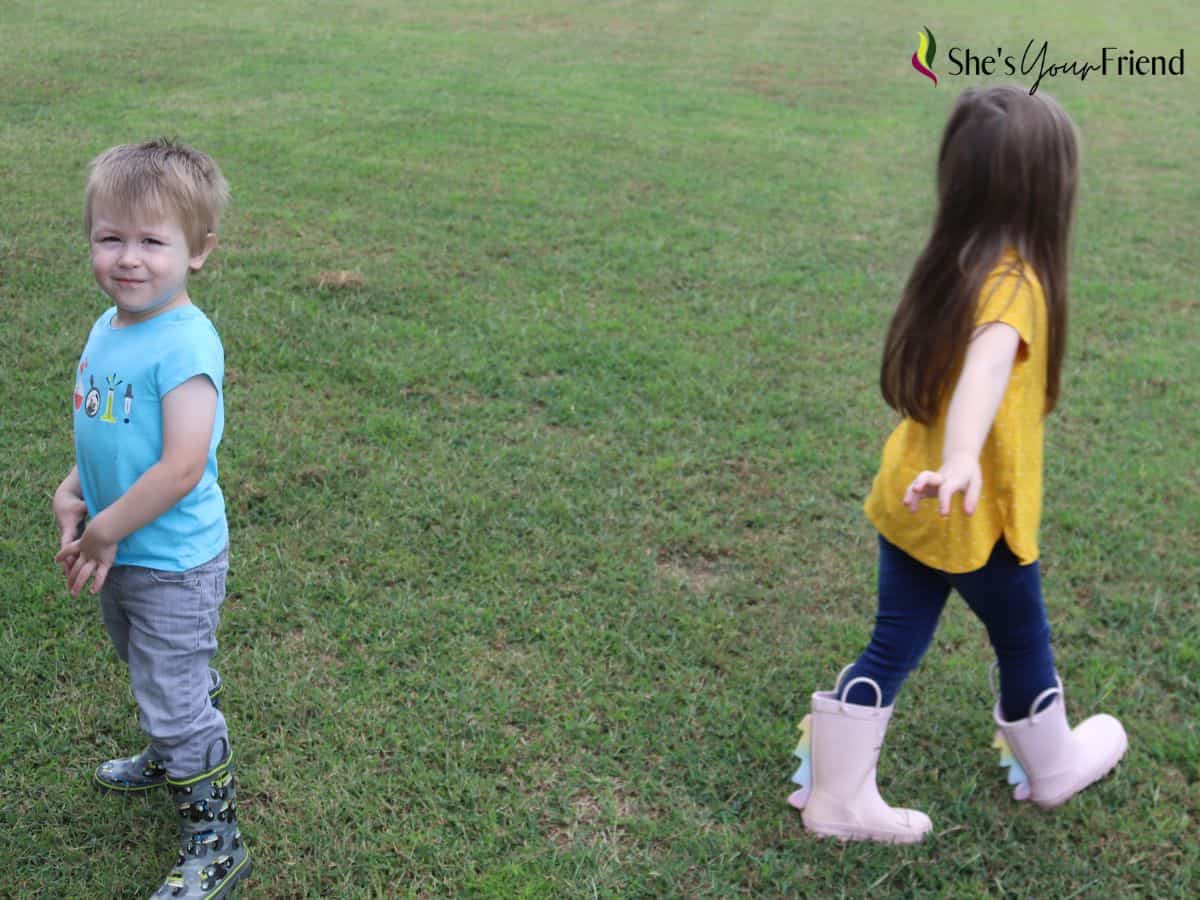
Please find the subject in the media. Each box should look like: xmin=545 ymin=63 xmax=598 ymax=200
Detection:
xmin=52 ymin=489 xmax=89 ymax=575
xmin=55 ymin=522 xmax=117 ymax=596
xmin=903 ymin=453 xmax=983 ymax=517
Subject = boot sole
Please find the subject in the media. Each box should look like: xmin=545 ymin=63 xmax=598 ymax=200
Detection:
xmin=93 ymin=773 xmax=165 ymax=795
xmin=805 ymin=820 xmax=931 ymax=844
xmin=800 ymin=806 xmax=932 ymax=845
xmin=1033 ymin=732 xmax=1128 ymax=809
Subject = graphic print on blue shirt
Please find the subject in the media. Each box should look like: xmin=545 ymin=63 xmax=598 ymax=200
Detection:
xmin=73 ymin=305 xmax=228 ymax=571
xmin=76 ymin=361 xmax=136 ymax=424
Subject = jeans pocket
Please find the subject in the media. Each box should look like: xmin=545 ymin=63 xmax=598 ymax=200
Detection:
xmin=147 ymin=568 xmax=201 ymax=587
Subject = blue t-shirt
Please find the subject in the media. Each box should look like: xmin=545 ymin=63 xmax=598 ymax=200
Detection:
xmin=72 ymin=305 xmax=227 ymax=570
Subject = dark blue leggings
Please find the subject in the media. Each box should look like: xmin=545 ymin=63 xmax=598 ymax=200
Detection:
xmin=840 ymin=534 xmax=1057 ymax=722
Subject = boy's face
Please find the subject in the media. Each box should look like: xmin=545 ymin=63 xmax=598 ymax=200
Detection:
xmin=89 ymin=205 xmax=215 ymax=325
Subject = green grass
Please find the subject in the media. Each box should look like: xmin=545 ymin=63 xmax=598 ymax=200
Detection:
xmin=1 ymin=1 xmax=1197 ymax=896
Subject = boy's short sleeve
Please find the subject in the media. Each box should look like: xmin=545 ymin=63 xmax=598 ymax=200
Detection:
xmin=155 ymin=320 xmax=224 ymax=398
xmin=975 ymin=270 xmax=1038 ymax=360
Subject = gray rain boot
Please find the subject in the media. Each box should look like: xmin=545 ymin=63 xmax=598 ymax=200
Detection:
xmin=95 ymin=671 xmax=224 ymax=795
xmin=153 ymin=739 xmax=251 ymax=899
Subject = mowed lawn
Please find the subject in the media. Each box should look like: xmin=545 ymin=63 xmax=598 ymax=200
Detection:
xmin=1 ymin=1 xmax=1197 ymax=896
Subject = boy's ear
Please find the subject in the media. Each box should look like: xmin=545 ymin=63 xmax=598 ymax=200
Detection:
xmin=189 ymin=232 xmax=219 ymax=273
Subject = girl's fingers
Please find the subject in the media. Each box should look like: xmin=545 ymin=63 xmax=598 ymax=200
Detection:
xmin=904 ymin=472 xmax=941 ymax=511
xmin=938 ymin=480 xmax=956 ymax=517
xmin=905 ymin=466 xmax=982 ymax=516
xmin=964 ymin=474 xmax=983 ymax=516
xmin=936 ymin=474 xmax=980 ymax=517
xmin=938 ymin=473 xmax=969 ymax=517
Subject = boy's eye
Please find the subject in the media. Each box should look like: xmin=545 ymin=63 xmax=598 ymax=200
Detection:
xmin=143 ymin=238 xmax=164 ymax=246
xmin=99 ymin=236 xmax=120 ymax=243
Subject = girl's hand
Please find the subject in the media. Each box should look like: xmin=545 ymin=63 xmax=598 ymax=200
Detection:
xmin=903 ymin=453 xmax=983 ymax=517
xmin=55 ymin=522 xmax=117 ymax=596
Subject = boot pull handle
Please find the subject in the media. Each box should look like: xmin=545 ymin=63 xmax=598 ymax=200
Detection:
xmin=833 ymin=664 xmax=855 ymax=693
xmin=204 ymin=736 xmax=231 ymax=772
xmin=991 ymin=666 xmax=1065 ymax=725
xmin=1026 ymin=681 xmax=1063 ymax=724
xmin=838 ymin=676 xmax=884 ymax=713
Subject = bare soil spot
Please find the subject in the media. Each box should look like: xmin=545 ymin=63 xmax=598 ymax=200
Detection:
xmin=656 ymin=556 xmax=723 ymax=595
xmin=546 ymin=781 xmax=640 ymax=851
xmin=311 ymin=270 xmax=366 ymax=289
xmin=655 ymin=543 xmax=734 ymax=595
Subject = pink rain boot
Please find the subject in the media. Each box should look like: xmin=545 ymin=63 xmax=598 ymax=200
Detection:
xmin=787 ymin=672 xmax=933 ymax=844
xmin=993 ymin=679 xmax=1127 ymax=809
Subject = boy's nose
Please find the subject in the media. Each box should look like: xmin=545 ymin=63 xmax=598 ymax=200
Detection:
xmin=117 ymin=244 xmax=140 ymax=266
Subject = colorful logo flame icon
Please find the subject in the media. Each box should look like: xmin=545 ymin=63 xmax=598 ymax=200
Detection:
xmin=912 ymin=26 xmax=938 ymax=85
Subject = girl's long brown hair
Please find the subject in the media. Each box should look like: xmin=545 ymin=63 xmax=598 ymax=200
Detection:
xmin=881 ymin=85 xmax=1079 ymax=423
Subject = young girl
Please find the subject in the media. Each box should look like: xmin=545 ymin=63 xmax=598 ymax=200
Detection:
xmin=785 ymin=85 xmax=1127 ymax=843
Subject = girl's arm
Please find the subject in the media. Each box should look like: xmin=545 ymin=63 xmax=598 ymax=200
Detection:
xmin=903 ymin=322 xmax=1022 ymax=517
xmin=56 ymin=376 xmax=218 ymax=595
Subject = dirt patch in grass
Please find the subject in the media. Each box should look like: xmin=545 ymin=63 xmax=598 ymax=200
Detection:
xmin=720 ymin=456 xmax=779 ymax=502
xmin=736 ymin=63 xmax=791 ymax=99
xmin=655 ymin=555 xmax=724 ymax=595
xmin=443 ymin=392 xmax=488 ymax=408
xmin=311 ymin=269 xmax=366 ymax=289
xmin=546 ymin=780 xmax=640 ymax=852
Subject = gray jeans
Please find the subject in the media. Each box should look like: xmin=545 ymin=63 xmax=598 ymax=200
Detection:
xmin=98 ymin=546 xmax=229 ymax=777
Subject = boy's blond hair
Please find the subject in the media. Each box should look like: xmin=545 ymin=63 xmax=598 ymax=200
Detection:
xmin=84 ymin=138 xmax=230 ymax=256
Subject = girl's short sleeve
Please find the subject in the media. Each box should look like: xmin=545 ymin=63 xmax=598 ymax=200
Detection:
xmin=975 ymin=270 xmax=1038 ymax=359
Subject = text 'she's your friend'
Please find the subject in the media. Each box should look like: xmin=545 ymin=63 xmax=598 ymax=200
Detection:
xmin=947 ymin=40 xmax=1185 ymax=94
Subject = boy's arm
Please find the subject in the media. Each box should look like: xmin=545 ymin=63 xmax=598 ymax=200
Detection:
xmin=56 ymin=376 xmax=218 ymax=595
xmin=902 ymin=322 xmax=1022 ymax=517
xmin=52 ymin=465 xmax=88 ymax=572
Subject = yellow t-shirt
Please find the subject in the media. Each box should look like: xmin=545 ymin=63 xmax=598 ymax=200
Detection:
xmin=863 ymin=251 xmax=1048 ymax=573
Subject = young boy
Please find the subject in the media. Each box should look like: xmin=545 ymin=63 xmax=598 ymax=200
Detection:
xmin=53 ymin=139 xmax=250 ymax=898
